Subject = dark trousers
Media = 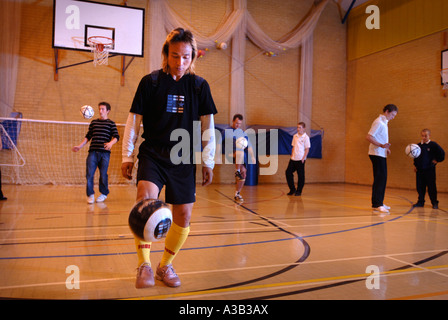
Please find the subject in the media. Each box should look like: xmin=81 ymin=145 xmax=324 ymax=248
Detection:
xmin=86 ymin=151 xmax=110 ymax=197
xmin=369 ymin=155 xmax=387 ymax=208
xmin=286 ymin=160 xmax=305 ymax=194
xmin=0 ymin=169 xmax=4 ymax=199
xmin=416 ymin=167 xmax=438 ymax=205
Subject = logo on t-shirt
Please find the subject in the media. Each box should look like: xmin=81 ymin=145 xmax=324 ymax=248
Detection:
xmin=167 ymin=94 xmax=185 ymax=113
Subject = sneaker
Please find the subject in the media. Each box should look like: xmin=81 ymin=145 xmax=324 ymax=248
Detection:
xmin=135 ymin=263 xmax=154 ymax=288
xmin=287 ymin=190 xmax=296 ymax=196
xmin=96 ymin=194 xmax=107 ymax=203
xmin=373 ymin=206 xmax=389 ymax=214
xmin=413 ymin=202 xmax=424 ymax=208
xmin=234 ymin=192 xmax=244 ymax=203
xmin=432 ymin=203 xmax=439 ymax=210
xmin=156 ymin=263 xmax=181 ymax=287
xmin=383 ymin=204 xmax=391 ymax=210
xmin=87 ymin=195 xmax=95 ymax=204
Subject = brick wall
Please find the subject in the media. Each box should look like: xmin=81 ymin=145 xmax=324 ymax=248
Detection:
xmin=346 ymin=32 xmax=448 ymax=192
xmin=11 ymin=0 xmax=347 ymax=185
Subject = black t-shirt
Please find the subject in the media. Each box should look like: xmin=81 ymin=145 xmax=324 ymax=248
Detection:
xmin=130 ymin=70 xmax=217 ymax=163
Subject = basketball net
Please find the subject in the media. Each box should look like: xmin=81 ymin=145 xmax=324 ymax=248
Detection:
xmin=88 ymin=36 xmax=113 ymax=66
xmin=441 ymin=69 xmax=448 ymax=91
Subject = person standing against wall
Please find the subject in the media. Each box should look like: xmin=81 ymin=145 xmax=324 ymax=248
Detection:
xmin=366 ymin=104 xmax=398 ymax=214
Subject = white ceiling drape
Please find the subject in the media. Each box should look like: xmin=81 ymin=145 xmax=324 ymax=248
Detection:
xmin=0 ymin=0 xmax=22 ymax=118
xmin=147 ymin=0 xmax=329 ymax=127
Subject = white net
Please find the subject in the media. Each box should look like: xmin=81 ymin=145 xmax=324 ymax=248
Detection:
xmin=0 ymin=118 xmax=143 ymax=185
xmin=0 ymin=123 xmax=26 ymax=168
xmin=91 ymin=45 xmax=110 ymax=66
xmin=441 ymin=69 xmax=448 ymax=90
xmin=88 ymin=37 xmax=114 ymax=66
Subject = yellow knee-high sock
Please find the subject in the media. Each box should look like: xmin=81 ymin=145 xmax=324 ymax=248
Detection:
xmin=134 ymin=237 xmax=152 ymax=267
xmin=160 ymin=223 xmax=190 ymax=267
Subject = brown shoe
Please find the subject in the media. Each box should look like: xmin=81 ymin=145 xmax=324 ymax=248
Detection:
xmin=156 ymin=263 xmax=181 ymax=287
xmin=135 ymin=263 xmax=154 ymax=288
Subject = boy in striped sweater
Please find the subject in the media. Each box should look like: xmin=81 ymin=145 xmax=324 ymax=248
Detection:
xmin=73 ymin=102 xmax=120 ymax=204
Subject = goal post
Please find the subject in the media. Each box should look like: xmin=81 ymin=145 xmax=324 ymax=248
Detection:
xmin=0 ymin=123 xmax=26 ymax=167
xmin=0 ymin=117 xmax=142 ymax=185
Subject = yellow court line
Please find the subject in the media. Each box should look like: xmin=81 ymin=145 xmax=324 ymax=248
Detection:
xmin=125 ymin=273 xmax=371 ymax=300
xmin=402 ymin=215 xmax=448 ymax=227
xmin=124 ymin=264 xmax=448 ymax=300
xmin=390 ymin=290 xmax=448 ymax=300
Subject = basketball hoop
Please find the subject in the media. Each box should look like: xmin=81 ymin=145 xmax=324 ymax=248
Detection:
xmin=87 ymin=36 xmax=114 ymax=66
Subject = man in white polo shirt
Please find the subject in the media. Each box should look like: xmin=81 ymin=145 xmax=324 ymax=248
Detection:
xmin=286 ymin=122 xmax=311 ymax=196
xmin=366 ymin=104 xmax=398 ymax=214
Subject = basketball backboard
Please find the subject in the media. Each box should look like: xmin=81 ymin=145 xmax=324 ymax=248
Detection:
xmin=52 ymin=0 xmax=144 ymax=57
xmin=442 ymin=49 xmax=448 ymax=85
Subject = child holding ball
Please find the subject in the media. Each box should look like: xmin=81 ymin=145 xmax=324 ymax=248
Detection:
xmin=413 ymin=129 xmax=445 ymax=209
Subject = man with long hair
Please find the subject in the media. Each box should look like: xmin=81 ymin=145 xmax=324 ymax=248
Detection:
xmin=122 ymin=28 xmax=217 ymax=288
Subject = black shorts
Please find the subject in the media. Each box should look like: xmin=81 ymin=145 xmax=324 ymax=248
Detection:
xmin=137 ymin=153 xmax=196 ymax=205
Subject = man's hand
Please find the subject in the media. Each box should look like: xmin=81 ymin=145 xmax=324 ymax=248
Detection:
xmin=104 ymin=141 xmax=113 ymax=150
xmin=121 ymin=162 xmax=134 ymax=180
xmin=202 ymin=167 xmax=213 ymax=186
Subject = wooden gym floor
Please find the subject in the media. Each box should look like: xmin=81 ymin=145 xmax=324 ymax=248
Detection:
xmin=0 ymin=183 xmax=447 ymax=300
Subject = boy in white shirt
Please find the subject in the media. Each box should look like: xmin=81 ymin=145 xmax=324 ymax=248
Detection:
xmin=366 ymin=104 xmax=398 ymax=214
xmin=286 ymin=122 xmax=311 ymax=196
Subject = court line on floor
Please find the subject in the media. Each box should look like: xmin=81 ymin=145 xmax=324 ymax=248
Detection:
xmin=0 ymin=250 xmax=448 ymax=292
xmin=246 ymin=249 xmax=448 ymax=300
xmin=0 ymin=201 xmax=417 ymax=260
xmin=0 ymin=225 xmax=130 ymax=234
xmin=125 ymin=263 xmax=448 ymax=300
xmin=386 ymin=255 xmax=448 ymax=279
xmin=0 ymin=276 xmax=135 ymax=291
xmin=0 ymin=192 xmax=435 ymax=294
xmin=1 ymin=214 xmax=432 ymax=245
xmin=205 ymin=189 xmax=313 ymax=291
xmin=390 ymin=290 xmax=448 ymax=300
xmin=400 ymin=215 xmax=448 ymax=227
xmin=3 ymin=249 xmax=445 ymax=292
xmin=191 ymin=190 xmax=417 ymax=296
xmin=196 ymin=194 xmax=291 ymax=228
xmin=2 ymin=187 xmax=446 ymax=298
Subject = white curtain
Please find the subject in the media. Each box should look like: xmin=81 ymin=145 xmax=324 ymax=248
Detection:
xmin=147 ymin=0 xmax=165 ymax=73
xmin=147 ymin=0 xmax=329 ymax=125
xmin=0 ymin=0 xmax=22 ymax=118
xmin=299 ymin=34 xmax=314 ymax=130
xmin=0 ymin=0 xmax=328 ymax=123
xmin=230 ymin=0 xmax=247 ymax=125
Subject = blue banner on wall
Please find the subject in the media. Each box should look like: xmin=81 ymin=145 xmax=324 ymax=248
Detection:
xmin=215 ymin=124 xmax=323 ymax=159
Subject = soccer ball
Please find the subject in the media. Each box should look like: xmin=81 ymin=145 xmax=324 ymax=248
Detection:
xmin=128 ymin=199 xmax=172 ymax=242
xmin=80 ymin=105 xmax=94 ymax=119
xmin=405 ymin=144 xmax=421 ymax=158
xmin=236 ymin=137 xmax=248 ymax=150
